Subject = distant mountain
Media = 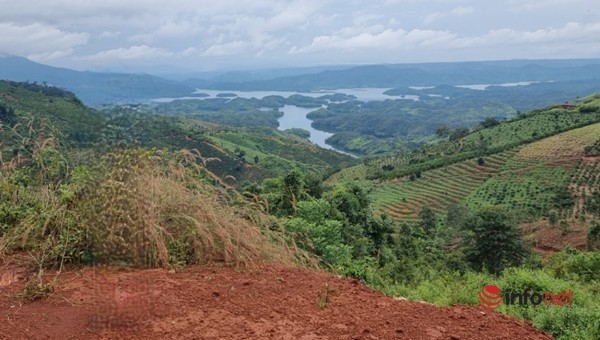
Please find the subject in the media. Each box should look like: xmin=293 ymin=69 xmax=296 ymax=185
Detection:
xmin=3 ymin=55 xmax=600 ymax=105
xmin=202 ymin=59 xmax=600 ymax=91
xmin=0 ymin=55 xmax=194 ymax=105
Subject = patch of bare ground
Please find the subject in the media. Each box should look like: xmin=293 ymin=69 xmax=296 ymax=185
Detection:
xmin=521 ymin=220 xmax=589 ymax=256
xmin=0 ymin=260 xmax=552 ymax=339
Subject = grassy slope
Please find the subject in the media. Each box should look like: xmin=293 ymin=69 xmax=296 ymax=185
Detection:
xmin=331 ymin=95 xmax=600 ymax=224
xmin=0 ymin=81 xmax=103 ymax=142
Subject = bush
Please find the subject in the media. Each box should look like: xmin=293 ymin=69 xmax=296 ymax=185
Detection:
xmin=1 ymin=147 xmax=307 ymax=268
xmin=588 ymin=221 xmax=600 ymax=251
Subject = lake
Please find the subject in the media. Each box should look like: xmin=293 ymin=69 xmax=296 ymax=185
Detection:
xmin=276 ymin=105 xmax=334 ymax=150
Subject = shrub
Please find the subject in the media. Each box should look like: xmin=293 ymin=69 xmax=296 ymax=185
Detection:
xmin=588 ymin=221 xmax=600 ymax=251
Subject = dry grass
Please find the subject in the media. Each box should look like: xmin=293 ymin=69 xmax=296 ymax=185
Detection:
xmin=317 ymin=283 xmax=338 ymax=309
xmin=81 ymin=148 xmax=308 ymax=268
xmin=1 ymin=143 xmax=313 ymax=270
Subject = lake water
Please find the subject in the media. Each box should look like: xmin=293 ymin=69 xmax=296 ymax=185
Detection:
xmin=276 ymin=105 xmax=334 ymax=150
xmin=455 ymin=81 xmax=542 ymax=91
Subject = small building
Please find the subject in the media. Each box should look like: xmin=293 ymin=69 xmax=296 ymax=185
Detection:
xmin=561 ymin=101 xmax=576 ymax=109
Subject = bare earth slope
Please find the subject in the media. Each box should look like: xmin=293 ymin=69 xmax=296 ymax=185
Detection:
xmin=1 ymin=262 xmax=551 ymax=339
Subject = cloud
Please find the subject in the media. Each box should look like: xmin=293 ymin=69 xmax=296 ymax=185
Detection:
xmin=508 ymin=0 xmax=591 ymax=12
xmin=201 ymin=41 xmax=250 ymax=57
xmin=79 ymin=45 xmax=174 ymax=65
xmin=0 ymin=22 xmax=88 ymax=58
xmin=290 ymin=27 xmax=458 ymax=54
xmin=290 ymin=20 xmax=600 ymax=61
xmin=0 ymin=0 xmax=598 ymax=70
xmin=423 ymin=6 xmax=474 ymax=24
xmin=100 ymin=31 xmax=121 ymax=39
xmin=450 ymin=6 xmax=475 ymax=16
xmin=456 ymin=21 xmax=600 ymax=48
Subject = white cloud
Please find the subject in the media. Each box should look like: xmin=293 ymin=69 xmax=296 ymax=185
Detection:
xmin=423 ymin=6 xmax=474 ymax=24
xmin=291 ymin=20 xmax=600 ymax=61
xmin=79 ymin=45 xmax=174 ymax=65
xmin=0 ymin=22 xmax=88 ymax=57
xmin=509 ymin=0 xmax=589 ymax=12
xmin=0 ymin=0 xmax=598 ymax=70
xmin=290 ymin=27 xmax=458 ymax=53
xmin=201 ymin=41 xmax=250 ymax=57
xmin=451 ymin=6 xmax=474 ymax=16
xmin=456 ymin=22 xmax=600 ymax=47
xmin=100 ymin=31 xmax=121 ymax=39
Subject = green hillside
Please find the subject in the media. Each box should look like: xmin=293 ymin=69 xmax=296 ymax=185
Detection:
xmin=0 ymin=81 xmax=103 ymax=144
xmin=330 ymin=94 xmax=600 ymax=225
xmin=0 ymin=82 xmax=355 ymax=188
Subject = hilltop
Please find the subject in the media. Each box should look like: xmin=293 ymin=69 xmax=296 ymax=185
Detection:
xmin=0 ymin=260 xmax=550 ymax=339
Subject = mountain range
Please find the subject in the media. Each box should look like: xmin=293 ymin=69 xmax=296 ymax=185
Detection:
xmin=2 ymin=54 xmax=600 ymax=106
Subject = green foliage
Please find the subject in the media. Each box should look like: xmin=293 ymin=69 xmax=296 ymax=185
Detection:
xmin=0 ymin=103 xmax=16 ymax=126
xmin=480 ymin=117 xmax=501 ymax=128
xmin=286 ymin=200 xmax=352 ymax=268
xmin=0 ymin=81 xmax=102 ymax=145
xmin=418 ymin=205 xmax=437 ymax=235
xmin=445 ymin=204 xmax=472 ymax=229
xmin=586 ymin=221 xmax=600 ymax=251
xmin=545 ymin=249 xmax=600 ymax=283
xmin=554 ymin=187 xmax=575 ymax=210
xmin=435 ymin=125 xmax=450 ymax=138
xmin=461 ymin=206 xmax=528 ymax=275
xmin=497 ymin=267 xmax=599 ymax=340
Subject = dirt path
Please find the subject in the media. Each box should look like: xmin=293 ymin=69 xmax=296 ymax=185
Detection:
xmin=1 ymin=262 xmax=551 ymax=339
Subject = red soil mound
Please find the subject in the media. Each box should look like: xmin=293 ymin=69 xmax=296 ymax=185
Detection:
xmin=1 ymin=261 xmax=551 ymax=339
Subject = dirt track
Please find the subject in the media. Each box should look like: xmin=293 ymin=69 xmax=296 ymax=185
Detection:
xmin=1 ymin=261 xmax=552 ymax=339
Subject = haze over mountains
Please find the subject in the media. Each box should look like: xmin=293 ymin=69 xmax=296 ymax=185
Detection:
xmin=2 ymin=54 xmax=600 ymax=105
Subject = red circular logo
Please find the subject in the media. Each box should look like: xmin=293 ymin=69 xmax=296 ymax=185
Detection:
xmin=479 ymin=285 xmax=502 ymax=310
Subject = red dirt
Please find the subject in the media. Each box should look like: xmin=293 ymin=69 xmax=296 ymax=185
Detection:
xmin=520 ymin=220 xmax=589 ymax=255
xmin=1 ymin=261 xmax=552 ymax=340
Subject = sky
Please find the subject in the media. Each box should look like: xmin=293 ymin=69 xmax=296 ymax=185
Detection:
xmin=1 ymin=0 xmax=599 ymax=73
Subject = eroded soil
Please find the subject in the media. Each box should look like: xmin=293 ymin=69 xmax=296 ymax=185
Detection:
xmin=1 ymin=259 xmax=552 ymax=339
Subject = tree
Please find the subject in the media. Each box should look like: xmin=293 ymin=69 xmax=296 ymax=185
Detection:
xmin=435 ymin=125 xmax=450 ymax=138
xmin=418 ymin=205 xmax=437 ymax=235
xmin=548 ymin=210 xmax=559 ymax=226
xmin=587 ymin=221 xmax=600 ymax=251
xmin=554 ymin=187 xmax=574 ymax=210
xmin=281 ymin=169 xmax=305 ymax=216
xmin=304 ymin=173 xmax=325 ymax=199
xmin=461 ymin=206 xmax=527 ymax=275
xmin=253 ymin=155 xmax=259 ymax=164
xmin=446 ymin=204 xmax=471 ymax=229
xmin=0 ymin=103 xmax=16 ymax=126
xmin=449 ymin=128 xmax=470 ymax=142
xmin=480 ymin=117 xmax=500 ymax=128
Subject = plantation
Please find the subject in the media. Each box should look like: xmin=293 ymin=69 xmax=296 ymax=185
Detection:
xmin=370 ymin=151 xmax=514 ymax=221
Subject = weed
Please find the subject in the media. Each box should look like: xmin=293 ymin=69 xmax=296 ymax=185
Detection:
xmin=317 ymin=283 xmax=338 ymax=309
